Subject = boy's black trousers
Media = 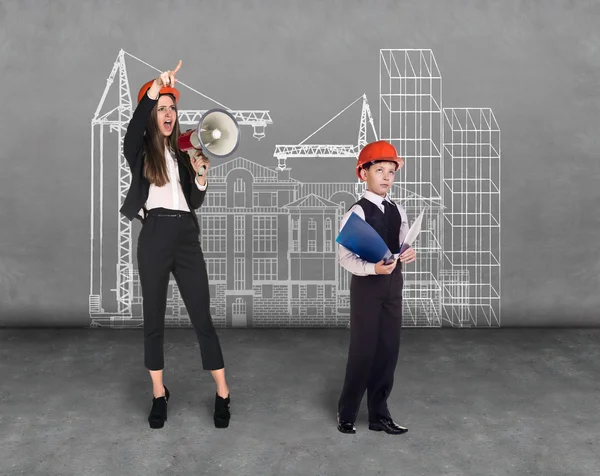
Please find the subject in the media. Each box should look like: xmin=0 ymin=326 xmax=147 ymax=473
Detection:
xmin=137 ymin=208 xmax=225 ymax=371
xmin=338 ymin=265 xmax=404 ymax=423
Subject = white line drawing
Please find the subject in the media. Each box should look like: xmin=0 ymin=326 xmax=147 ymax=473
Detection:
xmin=89 ymin=48 xmax=500 ymax=329
xmin=441 ymin=108 xmax=501 ymax=327
xmin=379 ymin=49 xmax=445 ymax=327
xmin=89 ymin=50 xmax=272 ymax=328
xmin=378 ymin=49 xmax=501 ymax=327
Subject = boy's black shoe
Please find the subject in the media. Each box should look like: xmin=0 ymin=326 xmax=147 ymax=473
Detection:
xmin=368 ymin=417 xmax=407 ymax=435
xmin=214 ymin=393 xmax=231 ymax=428
xmin=148 ymin=386 xmax=170 ymax=429
xmin=337 ymin=413 xmax=356 ymax=434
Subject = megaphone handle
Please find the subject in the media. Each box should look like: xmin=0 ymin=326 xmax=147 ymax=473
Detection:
xmin=197 ymin=165 xmax=206 ymax=177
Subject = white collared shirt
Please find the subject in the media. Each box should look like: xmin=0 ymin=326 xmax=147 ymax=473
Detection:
xmin=338 ymin=190 xmax=409 ymax=276
xmin=144 ymin=147 xmax=207 ymax=212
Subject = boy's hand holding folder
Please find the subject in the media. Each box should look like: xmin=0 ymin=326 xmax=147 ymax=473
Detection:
xmin=336 ymin=209 xmax=424 ymax=270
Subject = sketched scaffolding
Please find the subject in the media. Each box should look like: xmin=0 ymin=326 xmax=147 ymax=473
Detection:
xmin=442 ymin=108 xmax=501 ymax=327
xmin=379 ymin=49 xmax=444 ymax=327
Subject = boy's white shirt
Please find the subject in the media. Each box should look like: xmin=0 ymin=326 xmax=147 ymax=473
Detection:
xmin=338 ymin=190 xmax=409 ymax=276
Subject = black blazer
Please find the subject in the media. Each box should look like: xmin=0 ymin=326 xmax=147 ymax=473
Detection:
xmin=119 ymin=92 xmax=206 ymax=231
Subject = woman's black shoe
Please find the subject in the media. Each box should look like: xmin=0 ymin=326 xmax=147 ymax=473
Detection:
xmin=214 ymin=393 xmax=230 ymax=428
xmin=148 ymin=386 xmax=170 ymax=429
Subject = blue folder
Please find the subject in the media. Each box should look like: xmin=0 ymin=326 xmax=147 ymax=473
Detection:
xmin=336 ymin=212 xmax=395 ymax=264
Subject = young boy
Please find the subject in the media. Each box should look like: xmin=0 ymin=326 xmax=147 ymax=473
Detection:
xmin=336 ymin=140 xmax=417 ymax=435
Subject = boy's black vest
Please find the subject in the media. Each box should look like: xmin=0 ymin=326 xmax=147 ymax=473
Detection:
xmin=352 ymin=197 xmax=402 ymax=253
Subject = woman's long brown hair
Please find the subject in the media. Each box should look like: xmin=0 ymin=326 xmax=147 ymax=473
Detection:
xmin=142 ymin=94 xmax=195 ymax=186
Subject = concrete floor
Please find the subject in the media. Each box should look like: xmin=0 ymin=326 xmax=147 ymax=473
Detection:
xmin=0 ymin=327 xmax=599 ymax=476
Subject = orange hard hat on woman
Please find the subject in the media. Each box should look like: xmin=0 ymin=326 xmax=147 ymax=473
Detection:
xmin=356 ymin=140 xmax=404 ymax=180
xmin=137 ymin=80 xmax=180 ymax=104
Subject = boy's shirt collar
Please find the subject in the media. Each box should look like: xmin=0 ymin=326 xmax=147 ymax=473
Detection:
xmin=363 ymin=190 xmax=393 ymax=207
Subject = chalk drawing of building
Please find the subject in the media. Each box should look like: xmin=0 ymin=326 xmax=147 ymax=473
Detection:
xmin=89 ymin=49 xmax=500 ymax=329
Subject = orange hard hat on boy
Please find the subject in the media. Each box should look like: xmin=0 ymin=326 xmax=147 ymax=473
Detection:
xmin=356 ymin=140 xmax=404 ymax=180
xmin=137 ymin=80 xmax=180 ymax=104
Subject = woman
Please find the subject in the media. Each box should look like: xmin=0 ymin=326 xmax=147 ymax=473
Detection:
xmin=120 ymin=61 xmax=231 ymax=429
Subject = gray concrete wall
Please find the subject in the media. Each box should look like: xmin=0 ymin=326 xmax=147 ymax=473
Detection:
xmin=1 ymin=0 xmax=598 ymax=327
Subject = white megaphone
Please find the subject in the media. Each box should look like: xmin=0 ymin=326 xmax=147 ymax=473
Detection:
xmin=178 ymin=108 xmax=240 ymax=177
